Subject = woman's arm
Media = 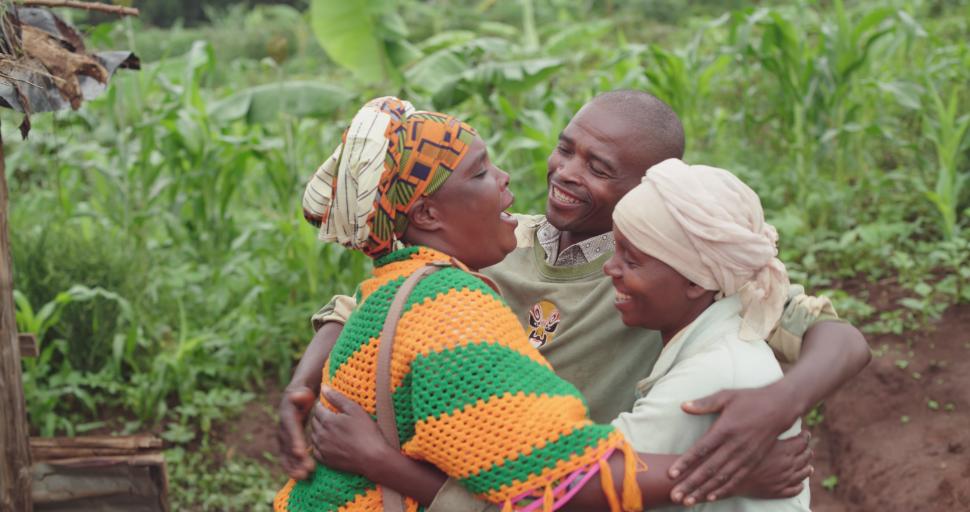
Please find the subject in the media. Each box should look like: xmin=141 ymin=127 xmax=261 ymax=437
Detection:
xmin=278 ymin=321 xmax=345 ymax=480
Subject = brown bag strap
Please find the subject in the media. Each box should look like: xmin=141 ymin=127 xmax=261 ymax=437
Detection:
xmin=376 ymin=262 xmax=448 ymax=512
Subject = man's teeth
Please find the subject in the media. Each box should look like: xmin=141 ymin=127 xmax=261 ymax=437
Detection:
xmin=552 ymin=186 xmax=581 ymax=204
xmin=615 ymin=291 xmax=632 ymax=302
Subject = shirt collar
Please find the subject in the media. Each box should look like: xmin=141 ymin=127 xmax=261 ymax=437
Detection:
xmin=536 ymin=220 xmax=615 ymax=267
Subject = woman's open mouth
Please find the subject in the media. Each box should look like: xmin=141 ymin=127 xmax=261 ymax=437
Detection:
xmin=614 ymin=289 xmax=632 ymax=303
xmin=500 ymin=210 xmax=517 ymax=226
xmin=500 ymin=194 xmax=517 ymax=226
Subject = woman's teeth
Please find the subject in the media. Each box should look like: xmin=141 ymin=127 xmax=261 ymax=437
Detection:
xmin=552 ymin=186 xmax=581 ymax=204
xmin=615 ymin=290 xmax=631 ymax=302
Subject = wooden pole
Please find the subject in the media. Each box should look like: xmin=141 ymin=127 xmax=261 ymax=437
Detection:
xmin=0 ymin=126 xmax=34 ymax=511
xmin=15 ymin=0 xmax=139 ymax=17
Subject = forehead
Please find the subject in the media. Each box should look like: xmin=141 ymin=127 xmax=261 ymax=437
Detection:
xmin=563 ymin=102 xmax=646 ymax=166
xmin=453 ymin=136 xmax=487 ymax=175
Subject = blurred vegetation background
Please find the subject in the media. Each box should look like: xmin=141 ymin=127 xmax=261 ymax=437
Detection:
xmin=5 ymin=0 xmax=968 ymax=509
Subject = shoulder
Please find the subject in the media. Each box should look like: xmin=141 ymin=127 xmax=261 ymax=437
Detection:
xmin=406 ymin=266 xmax=504 ymax=308
xmin=664 ymin=340 xmax=739 ymax=392
xmin=511 ymin=213 xmax=545 ymax=248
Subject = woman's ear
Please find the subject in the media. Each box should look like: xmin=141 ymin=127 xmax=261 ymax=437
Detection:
xmin=685 ymin=281 xmax=712 ymax=300
xmin=406 ymin=197 xmax=443 ymax=232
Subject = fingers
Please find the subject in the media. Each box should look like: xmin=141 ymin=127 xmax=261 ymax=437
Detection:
xmin=322 ymin=386 xmax=365 ymax=416
xmin=777 ymin=483 xmax=805 ymax=499
xmin=670 ymin=427 xmax=729 ymax=479
xmin=671 ymin=441 xmax=735 ymax=502
xmin=683 ymin=452 xmax=755 ymax=505
xmin=792 ymin=441 xmax=812 ymax=472
xmin=703 ymin=466 xmax=751 ymax=504
xmin=311 ymin=401 xmax=331 ymax=424
xmin=681 ymin=390 xmax=733 ymax=416
xmin=286 ymin=386 xmax=317 ymax=412
xmin=789 ymin=463 xmax=813 ymax=484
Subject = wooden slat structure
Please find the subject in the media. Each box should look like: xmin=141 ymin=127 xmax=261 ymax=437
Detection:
xmin=30 ymin=436 xmax=168 ymax=512
xmin=18 ymin=333 xmax=37 ymax=357
xmin=1 ymin=127 xmax=34 ymax=512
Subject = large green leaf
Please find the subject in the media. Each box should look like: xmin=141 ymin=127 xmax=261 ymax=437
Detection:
xmin=208 ymin=81 xmax=356 ymax=124
xmin=432 ymin=58 xmax=563 ymax=109
xmin=309 ymin=0 xmax=387 ymax=83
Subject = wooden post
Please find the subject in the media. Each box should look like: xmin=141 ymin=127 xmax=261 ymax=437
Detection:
xmin=0 ymin=127 xmax=34 ymax=511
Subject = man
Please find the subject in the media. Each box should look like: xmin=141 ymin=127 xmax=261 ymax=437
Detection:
xmin=279 ymin=90 xmax=870 ymax=507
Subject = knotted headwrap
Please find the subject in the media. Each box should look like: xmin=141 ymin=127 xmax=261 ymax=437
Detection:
xmin=612 ymin=158 xmax=790 ymax=341
xmin=302 ymin=96 xmax=478 ymax=258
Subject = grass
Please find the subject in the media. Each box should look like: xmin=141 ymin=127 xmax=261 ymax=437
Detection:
xmin=6 ymin=0 xmax=968 ymax=507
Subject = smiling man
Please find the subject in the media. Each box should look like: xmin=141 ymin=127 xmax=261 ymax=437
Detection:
xmin=279 ymin=90 xmax=870 ymax=508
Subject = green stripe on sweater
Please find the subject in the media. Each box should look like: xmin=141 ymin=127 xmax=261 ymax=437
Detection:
xmin=284 ymin=465 xmax=376 ymax=511
xmin=410 ymin=342 xmax=585 ymax=421
xmin=459 ymin=423 xmax=616 ymax=495
xmin=327 ymin=276 xmax=405 ymax=380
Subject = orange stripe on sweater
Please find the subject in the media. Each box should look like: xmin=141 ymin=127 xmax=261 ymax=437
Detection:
xmin=273 ymin=478 xmax=296 ymax=511
xmin=389 ymin=287 xmax=551 ymax=391
xmin=403 ymin=393 xmax=592 ymax=479
xmin=327 ymin=336 xmax=380 ymax=415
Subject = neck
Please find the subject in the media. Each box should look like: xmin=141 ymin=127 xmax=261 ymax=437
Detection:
xmin=660 ymin=295 xmax=716 ymax=345
xmin=400 ymin=234 xmax=479 ymax=271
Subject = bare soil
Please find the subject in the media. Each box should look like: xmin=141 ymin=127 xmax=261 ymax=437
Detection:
xmin=809 ymin=301 xmax=970 ymax=511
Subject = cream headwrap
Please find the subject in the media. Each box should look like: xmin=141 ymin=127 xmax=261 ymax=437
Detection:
xmin=612 ymin=158 xmax=790 ymax=341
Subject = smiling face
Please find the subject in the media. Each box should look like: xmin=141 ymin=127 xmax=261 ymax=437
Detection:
xmin=603 ymin=225 xmax=714 ymax=340
xmin=415 ymin=136 xmax=518 ymax=270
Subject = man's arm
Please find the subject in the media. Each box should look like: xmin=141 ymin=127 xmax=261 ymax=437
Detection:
xmin=668 ymin=320 xmax=870 ymax=505
xmin=278 ymin=321 xmax=345 ymax=480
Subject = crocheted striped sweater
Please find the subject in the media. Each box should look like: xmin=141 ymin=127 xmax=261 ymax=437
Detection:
xmin=275 ymin=247 xmax=640 ymax=512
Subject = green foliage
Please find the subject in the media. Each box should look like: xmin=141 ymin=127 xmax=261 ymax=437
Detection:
xmin=166 ymin=444 xmax=278 ymax=510
xmin=309 ymin=0 xmax=392 ymax=83
xmin=822 ymin=474 xmax=840 ymax=491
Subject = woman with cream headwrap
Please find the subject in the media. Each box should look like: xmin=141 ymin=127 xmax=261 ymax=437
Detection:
xmin=605 ymin=158 xmax=811 ymax=511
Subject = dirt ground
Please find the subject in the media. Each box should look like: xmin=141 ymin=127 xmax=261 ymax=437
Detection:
xmin=223 ymin=297 xmax=970 ymax=510
xmin=808 ymin=300 xmax=970 ymax=511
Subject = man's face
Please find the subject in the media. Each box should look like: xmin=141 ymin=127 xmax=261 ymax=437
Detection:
xmin=545 ymin=101 xmax=652 ymax=239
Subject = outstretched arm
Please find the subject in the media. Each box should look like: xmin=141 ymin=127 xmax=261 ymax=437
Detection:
xmin=668 ymin=320 xmax=869 ymax=505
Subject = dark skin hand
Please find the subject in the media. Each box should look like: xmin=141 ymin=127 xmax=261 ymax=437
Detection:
xmin=311 ymin=388 xmax=813 ymax=508
xmin=668 ymin=320 xmax=870 ymax=506
xmin=278 ymin=322 xmax=343 ymax=480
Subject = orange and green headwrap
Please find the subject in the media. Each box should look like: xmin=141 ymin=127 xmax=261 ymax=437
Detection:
xmin=303 ymin=97 xmax=478 ymax=258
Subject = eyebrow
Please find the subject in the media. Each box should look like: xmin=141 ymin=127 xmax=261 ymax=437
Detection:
xmin=558 ymin=133 xmax=618 ymax=176
xmin=468 ymin=150 xmax=487 ymax=173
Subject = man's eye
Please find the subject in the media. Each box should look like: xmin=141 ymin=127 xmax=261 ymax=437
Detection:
xmin=557 ymin=145 xmax=572 ymax=155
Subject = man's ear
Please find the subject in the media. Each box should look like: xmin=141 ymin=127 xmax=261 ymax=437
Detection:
xmin=406 ymin=197 xmax=444 ymax=232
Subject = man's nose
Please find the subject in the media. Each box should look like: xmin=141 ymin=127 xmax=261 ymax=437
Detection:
xmin=555 ymin=156 xmax=583 ymax=183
